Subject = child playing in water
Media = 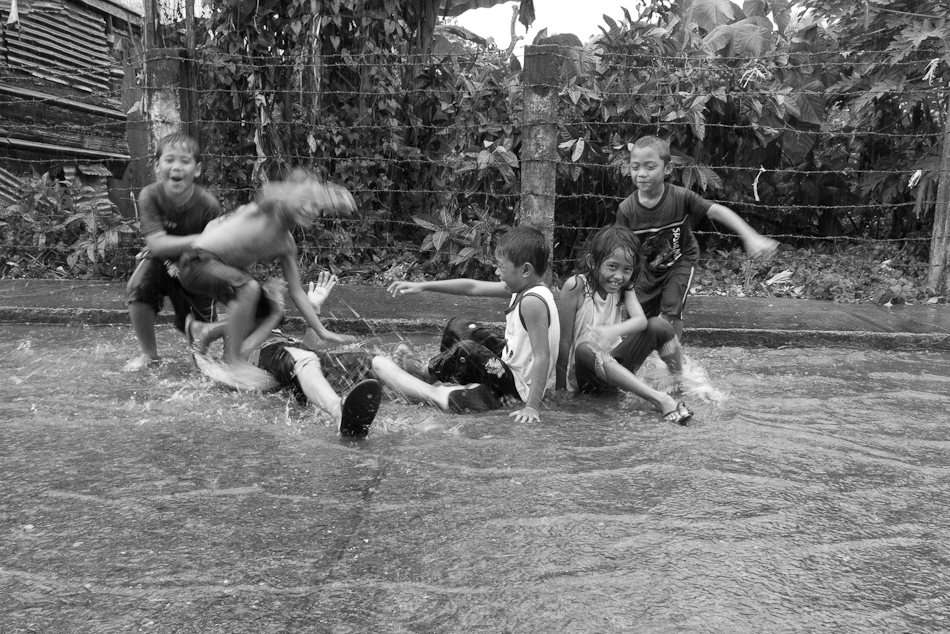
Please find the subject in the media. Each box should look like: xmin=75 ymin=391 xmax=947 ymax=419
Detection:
xmin=124 ymin=132 xmax=223 ymax=371
xmin=189 ymin=272 xmax=382 ymax=436
xmin=557 ymin=226 xmax=693 ymax=424
xmin=617 ymin=135 xmax=778 ymax=340
xmin=372 ymin=226 xmax=560 ymax=424
xmin=177 ymin=169 xmax=358 ymax=384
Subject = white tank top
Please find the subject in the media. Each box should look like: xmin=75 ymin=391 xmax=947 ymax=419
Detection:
xmin=567 ymin=274 xmax=626 ymax=391
xmin=502 ymin=284 xmax=560 ymax=401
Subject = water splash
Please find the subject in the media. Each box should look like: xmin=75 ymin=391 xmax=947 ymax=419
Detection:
xmin=642 ymin=352 xmax=727 ymax=404
xmin=678 ymin=354 xmax=727 ymax=404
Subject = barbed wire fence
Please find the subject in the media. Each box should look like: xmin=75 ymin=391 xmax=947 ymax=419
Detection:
xmin=1 ymin=1 xmax=948 ymax=290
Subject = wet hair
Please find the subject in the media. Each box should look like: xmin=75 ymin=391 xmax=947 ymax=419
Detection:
xmin=257 ymin=168 xmax=355 ymax=227
xmin=495 ymin=226 xmax=549 ymax=275
xmin=578 ymin=226 xmax=642 ymax=297
xmin=631 ymin=135 xmax=671 ymax=165
xmin=154 ymin=131 xmax=202 ymax=164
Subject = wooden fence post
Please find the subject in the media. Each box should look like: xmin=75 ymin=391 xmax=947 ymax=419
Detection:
xmin=928 ymin=108 xmax=950 ymax=296
xmin=520 ymin=39 xmax=563 ymax=285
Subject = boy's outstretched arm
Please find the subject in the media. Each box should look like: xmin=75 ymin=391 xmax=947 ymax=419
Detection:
xmin=388 ymin=278 xmax=508 ymax=298
xmin=511 ymin=294 xmax=552 ymax=424
xmin=280 ymin=250 xmax=356 ymax=344
xmin=707 ymin=203 xmax=779 ymax=259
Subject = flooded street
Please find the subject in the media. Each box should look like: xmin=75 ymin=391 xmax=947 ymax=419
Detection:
xmin=2 ymin=324 xmax=949 ymax=633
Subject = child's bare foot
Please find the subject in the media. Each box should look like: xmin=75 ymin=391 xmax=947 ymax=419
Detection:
xmin=393 ymin=343 xmax=429 ymax=381
xmin=123 ymin=353 xmax=161 ymax=372
xmin=194 ymin=356 xmax=280 ymax=392
xmin=185 ymin=315 xmax=217 ymax=355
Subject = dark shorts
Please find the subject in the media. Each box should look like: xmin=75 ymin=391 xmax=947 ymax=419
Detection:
xmin=574 ymin=317 xmax=675 ymax=394
xmin=257 ymin=335 xmax=373 ymax=404
xmin=177 ymin=248 xmax=255 ymax=305
xmin=428 ymin=317 xmax=518 ymax=400
xmin=636 ymin=261 xmax=695 ymax=319
xmin=126 ymin=256 xmax=216 ymax=332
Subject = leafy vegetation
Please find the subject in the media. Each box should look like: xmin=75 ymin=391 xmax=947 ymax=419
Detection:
xmin=0 ymin=173 xmax=139 ymax=279
xmin=2 ymin=0 xmax=948 ymax=303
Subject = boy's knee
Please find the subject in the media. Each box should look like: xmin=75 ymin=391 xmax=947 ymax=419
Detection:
xmin=235 ymin=278 xmax=261 ymax=300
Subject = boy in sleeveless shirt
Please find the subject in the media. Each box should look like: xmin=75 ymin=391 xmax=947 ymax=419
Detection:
xmin=373 ymin=227 xmax=560 ymax=424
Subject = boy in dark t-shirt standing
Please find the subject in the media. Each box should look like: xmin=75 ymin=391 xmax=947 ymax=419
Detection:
xmin=123 ymin=132 xmax=223 ymax=371
xmin=616 ymin=136 xmax=778 ymax=340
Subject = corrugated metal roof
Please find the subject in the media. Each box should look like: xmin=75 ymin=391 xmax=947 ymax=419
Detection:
xmin=1 ymin=0 xmax=113 ymax=94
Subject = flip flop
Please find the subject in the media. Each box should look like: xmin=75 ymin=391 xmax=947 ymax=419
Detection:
xmin=446 ymin=384 xmax=500 ymax=413
xmin=663 ymin=401 xmax=694 ymax=426
xmin=340 ymin=379 xmax=382 ymax=437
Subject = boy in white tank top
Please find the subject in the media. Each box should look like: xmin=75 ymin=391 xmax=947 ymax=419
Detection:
xmin=373 ymin=227 xmax=559 ymax=424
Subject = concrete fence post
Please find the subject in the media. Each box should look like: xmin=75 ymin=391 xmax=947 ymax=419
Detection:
xmin=520 ymin=40 xmax=563 ymax=285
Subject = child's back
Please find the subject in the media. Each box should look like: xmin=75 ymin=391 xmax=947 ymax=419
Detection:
xmin=193 ymin=204 xmax=292 ymax=268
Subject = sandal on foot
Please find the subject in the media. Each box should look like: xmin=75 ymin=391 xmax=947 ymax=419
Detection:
xmin=663 ymin=401 xmax=694 ymax=426
xmin=340 ymin=379 xmax=382 ymax=437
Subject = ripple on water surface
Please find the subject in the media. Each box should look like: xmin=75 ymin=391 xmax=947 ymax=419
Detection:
xmin=1 ymin=326 xmax=949 ymax=633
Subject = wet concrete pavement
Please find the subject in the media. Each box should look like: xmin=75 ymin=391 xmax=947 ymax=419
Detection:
xmin=0 ymin=278 xmax=948 ymax=349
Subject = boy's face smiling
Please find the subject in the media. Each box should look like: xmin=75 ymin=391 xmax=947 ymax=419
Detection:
xmin=495 ymin=254 xmax=528 ymax=293
xmin=629 ymin=146 xmax=671 ymax=199
xmin=155 ymin=143 xmax=201 ymax=202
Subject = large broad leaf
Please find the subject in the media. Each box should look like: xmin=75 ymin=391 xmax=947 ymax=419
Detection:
xmin=780 ymin=128 xmax=816 ymax=165
xmin=687 ymin=0 xmax=739 ymax=33
xmin=682 ymin=165 xmax=723 ymax=192
xmin=743 ymin=0 xmax=768 ymax=18
xmin=793 ymin=79 xmax=825 ymax=126
xmin=703 ymin=18 xmax=773 ymax=56
xmin=731 ymin=17 xmax=774 ymax=56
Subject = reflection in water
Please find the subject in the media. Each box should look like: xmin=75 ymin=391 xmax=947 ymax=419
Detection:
xmin=1 ymin=324 xmax=949 ymax=633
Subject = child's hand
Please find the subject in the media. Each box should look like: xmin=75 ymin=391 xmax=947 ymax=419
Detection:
xmin=586 ymin=325 xmax=616 ymax=352
xmin=307 ymin=271 xmax=338 ymax=309
xmin=509 ymin=406 xmax=540 ymax=423
xmin=323 ymin=332 xmax=358 ymax=345
xmin=745 ymin=235 xmax=779 ymax=260
xmin=388 ymin=280 xmax=422 ymax=298
xmin=262 ymin=278 xmax=288 ymax=313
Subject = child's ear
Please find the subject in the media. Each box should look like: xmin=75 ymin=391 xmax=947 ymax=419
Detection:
xmin=195 ymin=162 xmax=203 ymax=178
xmin=521 ymin=262 xmax=534 ymax=277
xmin=585 ymin=254 xmax=594 ymax=270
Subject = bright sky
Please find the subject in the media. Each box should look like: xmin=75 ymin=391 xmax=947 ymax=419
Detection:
xmin=455 ymin=0 xmax=638 ymax=53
